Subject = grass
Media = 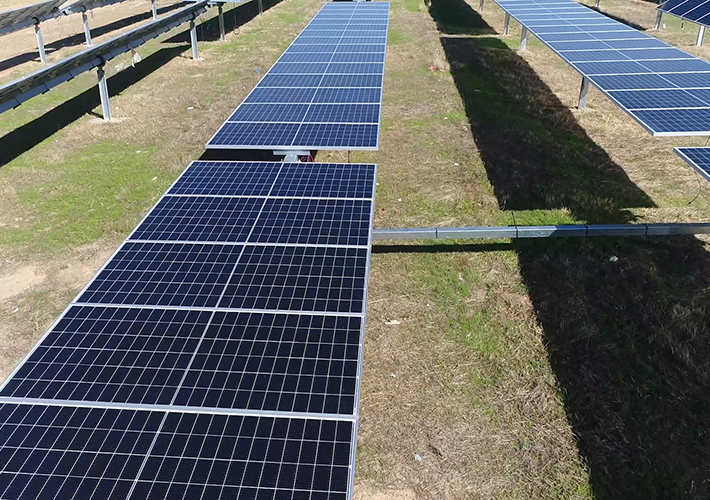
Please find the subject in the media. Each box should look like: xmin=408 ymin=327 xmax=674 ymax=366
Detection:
xmin=2 ymin=0 xmax=710 ymax=497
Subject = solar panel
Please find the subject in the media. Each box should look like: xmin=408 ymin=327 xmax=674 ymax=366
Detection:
xmin=0 ymin=403 xmax=354 ymax=500
xmin=207 ymin=2 xmax=390 ymax=151
xmin=675 ymin=146 xmax=710 ymax=182
xmin=659 ymin=0 xmax=710 ymax=28
xmin=495 ymin=0 xmax=710 ymax=135
xmin=0 ymin=0 xmax=63 ymax=36
xmin=0 ymin=161 xmax=376 ymax=499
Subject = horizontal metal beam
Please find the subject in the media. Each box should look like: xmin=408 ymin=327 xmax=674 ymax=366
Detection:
xmin=372 ymin=223 xmax=710 ymax=240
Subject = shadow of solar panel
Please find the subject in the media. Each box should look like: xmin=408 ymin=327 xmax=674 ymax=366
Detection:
xmin=77 ymin=242 xmax=243 ymax=308
xmin=218 ymin=245 xmax=368 ymax=313
xmin=173 ymin=312 xmax=362 ymax=414
xmin=0 ymin=306 xmax=212 ymax=405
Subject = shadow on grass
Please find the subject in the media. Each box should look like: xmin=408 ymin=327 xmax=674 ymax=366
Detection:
xmin=0 ymin=45 xmax=186 ymax=168
xmin=0 ymin=2 xmax=188 ymax=72
xmin=428 ymin=0 xmax=710 ymax=497
xmin=164 ymin=0 xmax=282 ymax=43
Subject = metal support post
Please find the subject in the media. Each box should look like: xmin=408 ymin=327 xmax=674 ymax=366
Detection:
xmin=578 ymin=76 xmax=590 ymax=110
xmin=697 ymin=24 xmax=706 ymax=46
xmin=655 ymin=10 xmax=662 ymax=29
xmin=479 ymin=0 xmax=484 ymax=11
xmin=520 ymin=26 xmax=528 ymax=50
xmin=34 ymin=23 xmax=46 ymax=64
xmin=275 ymin=150 xmax=309 ymax=162
xmin=97 ymin=65 xmax=111 ymax=121
xmin=190 ymin=19 xmax=199 ymax=60
xmin=504 ymin=13 xmax=510 ymax=35
xmin=594 ymin=0 xmax=599 ymax=8
xmin=218 ymin=4 xmax=225 ymax=40
xmin=82 ymin=11 xmax=92 ymax=46
xmin=151 ymin=0 xmax=157 ymax=19
xmin=258 ymin=0 xmax=263 ymax=15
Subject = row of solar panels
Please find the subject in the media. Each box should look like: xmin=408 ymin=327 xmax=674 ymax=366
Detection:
xmin=0 ymin=0 xmax=209 ymax=114
xmin=495 ymin=0 xmax=710 ymax=135
xmin=207 ymin=1 xmax=390 ymax=150
xmin=0 ymin=0 xmax=130 ymax=36
xmin=0 ymin=160 xmax=377 ymax=500
xmin=0 ymin=3 xmax=388 ymax=499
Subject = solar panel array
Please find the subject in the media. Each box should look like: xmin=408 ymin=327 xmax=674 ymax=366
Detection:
xmin=495 ymin=0 xmax=710 ymax=136
xmin=659 ymin=0 xmax=710 ymax=28
xmin=207 ymin=2 xmax=390 ymax=151
xmin=0 ymin=160 xmax=377 ymax=500
xmin=0 ymin=0 xmax=64 ymax=36
xmin=675 ymin=146 xmax=710 ymax=182
xmin=0 ymin=0 xmax=210 ymax=114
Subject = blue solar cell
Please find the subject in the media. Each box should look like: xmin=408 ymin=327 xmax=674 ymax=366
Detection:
xmin=249 ymin=199 xmax=373 ymax=246
xmin=77 ymin=242 xmax=244 ymax=308
xmin=286 ymin=44 xmax=336 ymax=53
xmin=228 ymin=103 xmax=309 ymax=122
xmin=573 ymin=60 xmax=648 ymax=74
xmin=589 ymin=73 xmax=674 ymax=90
xmin=641 ymin=59 xmax=710 ymax=73
xmin=332 ymin=52 xmax=385 ymax=63
xmin=0 ymin=306 xmax=213 ymax=404
xmin=591 ymin=31 xmax=650 ymax=39
xmin=688 ymin=88 xmax=710 ymax=104
xmin=675 ymin=147 xmax=710 ymax=182
xmin=561 ymin=50 xmax=627 ymax=63
xmin=292 ymin=38 xmax=340 ymax=45
xmin=532 ymin=25 xmax=583 ymax=33
xmin=584 ymin=24 xmax=635 ymax=31
xmin=620 ymin=48 xmax=694 ymax=61
xmin=602 ymin=38 xmax=669 ymax=49
xmin=657 ymin=72 xmax=710 ymax=88
xmin=208 ymin=122 xmax=300 ymax=147
xmin=326 ymin=62 xmax=384 ymax=74
xmin=632 ymin=108 xmax=710 ymax=134
xmin=280 ymin=52 xmax=334 ymax=63
xmin=536 ymin=32 xmax=595 ymax=41
xmin=130 ymin=196 xmax=265 ymax=243
xmin=172 ymin=312 xmax=363 ymax=414
xmin=340 ymin=36 xmax=388 ymax=44
xmin=335 ymin=44 xmax=385 ymax=53
xmin=313 ymin=87 xmax=381 ymax=103
xmin=305 ymin=103 xmax=379 ymax=123
xmin=270 ymin=62 xmax=330 ymax=74
xmin=258 ymin=74 xmax=323 ymax=87
xmin=608 ymin=89 xmax=705 ymax=109
xmin=245 ymin=87 xmax=316 ymax=103
xmin=294 ymin=123 xmax=378 ymax=148
xmin=271 ymin=162 xmax=376 ymax=198
xmin=169 ymin=161 xmax=281 ymax=196
xmin=321 ymin=73 xmax=383 ymax=87
xmin=0 ymin=404 xmax=163 ymax=500
xmin=218 ymin=246 xmax=368 ymax=313
xmin=548 ymin=40 xmax=610 ymax=50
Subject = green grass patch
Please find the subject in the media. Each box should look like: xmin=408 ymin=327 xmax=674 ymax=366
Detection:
xmin=0 ymin=140 xmax=168 ymax=257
